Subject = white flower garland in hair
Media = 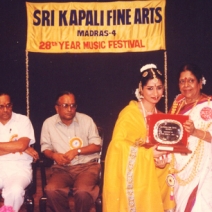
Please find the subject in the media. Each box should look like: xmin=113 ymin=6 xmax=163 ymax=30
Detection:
xmin=140 ymin=63 xmax=157 ymax=73
xmin=135 ymin=88 xmax=143 ymax=100
xmin=202 ymin=76 xmax=206 ymax=85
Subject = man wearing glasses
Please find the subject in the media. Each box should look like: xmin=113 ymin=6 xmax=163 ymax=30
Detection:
xmin=0 ymin=92 xmax=38 ymax=212
xmin=40 ymin=91 xmax=102 ymax=212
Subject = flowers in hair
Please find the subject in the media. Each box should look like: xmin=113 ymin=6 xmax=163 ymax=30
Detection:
xmin=140 ymin=64 xmax=157 ymax=73
xmin=202 ymin=76 xmax=206 ymax=85
xmin=135 ymin=88 xmax=143 ymax=100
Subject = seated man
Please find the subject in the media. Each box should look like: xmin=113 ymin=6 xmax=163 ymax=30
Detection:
xmin=0 ymin=92 xmax=38 ymax=212
xmin=40 ymin=91 xmax=102 ymax=212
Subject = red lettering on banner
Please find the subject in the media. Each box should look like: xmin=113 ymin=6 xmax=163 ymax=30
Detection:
xmin=108 ymin=40 xmax=145 ymax=48
xmin=59 ymin=41 xmax=81 ymax=49
xmin=39 ymin=40 xmax=145 ymax=51
xmin=83 ymin=41 xmax=106 ymax=49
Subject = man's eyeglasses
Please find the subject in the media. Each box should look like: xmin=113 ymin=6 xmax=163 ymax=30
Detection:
xmin=0 ymin=103 xmax=13 ymax=110
xmin=57 ymin=103 xmax=77 ymax=109
xmin=179 ymin=78 xmax=195 ymax=85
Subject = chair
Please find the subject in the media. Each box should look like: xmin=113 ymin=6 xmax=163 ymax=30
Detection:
xmin=23 ymin=161 xmax=37 ymax=212
xmin=39 ymin=127 xmax=104 ymax=212
xmin=0 ymin=160 xmax=37 ymax=212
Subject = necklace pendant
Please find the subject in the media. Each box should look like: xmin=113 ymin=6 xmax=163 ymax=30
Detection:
xmin=166 ymin=174 xmax=176 ymax=201
xmin=166 ymin=174 xmax=176 ymax=187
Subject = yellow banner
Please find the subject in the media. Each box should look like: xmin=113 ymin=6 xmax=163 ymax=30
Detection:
xmin=26 ymin=1 xmax=166 ymax=53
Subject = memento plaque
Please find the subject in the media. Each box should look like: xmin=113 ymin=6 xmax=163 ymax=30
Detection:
xmin=146 ymin=114 xmax=191 ymax=153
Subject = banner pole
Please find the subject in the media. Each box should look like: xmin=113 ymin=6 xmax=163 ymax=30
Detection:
xmin=25 ymin=50 xmax=30 ymax=117
xmin=164 ymin=51 xmax=168 ymax=113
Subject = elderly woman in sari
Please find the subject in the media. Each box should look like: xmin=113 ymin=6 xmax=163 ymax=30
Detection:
xmin=169 ymin=63 xmax=212 ymax=212
xmin=103 ymin=64 xmax=175 ymax=212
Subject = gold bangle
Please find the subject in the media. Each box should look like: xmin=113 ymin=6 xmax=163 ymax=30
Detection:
xmin=201 ymin=130 xmax=207 ymax=140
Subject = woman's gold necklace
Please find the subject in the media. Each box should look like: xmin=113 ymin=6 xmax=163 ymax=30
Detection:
xmin=169 ymin=95 xmax=205 ymax=186
xmin=169 ymin=139 xmax=204 ymax=185
xmin=171 ymin=94 xmax=203 ymax=115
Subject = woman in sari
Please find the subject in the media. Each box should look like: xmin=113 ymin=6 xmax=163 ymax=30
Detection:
xmin=169 ymin=63 xmax=212 ymax=212
xmin=103 ymin=64 xmax=175 ymax=212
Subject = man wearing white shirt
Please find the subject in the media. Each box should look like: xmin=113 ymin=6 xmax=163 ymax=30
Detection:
xmin=0 ymin=92 xmax=38 ymax=212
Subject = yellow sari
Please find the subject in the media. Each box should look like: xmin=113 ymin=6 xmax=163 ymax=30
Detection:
xmin=103 ymin=100 xmax=175 ymax=212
